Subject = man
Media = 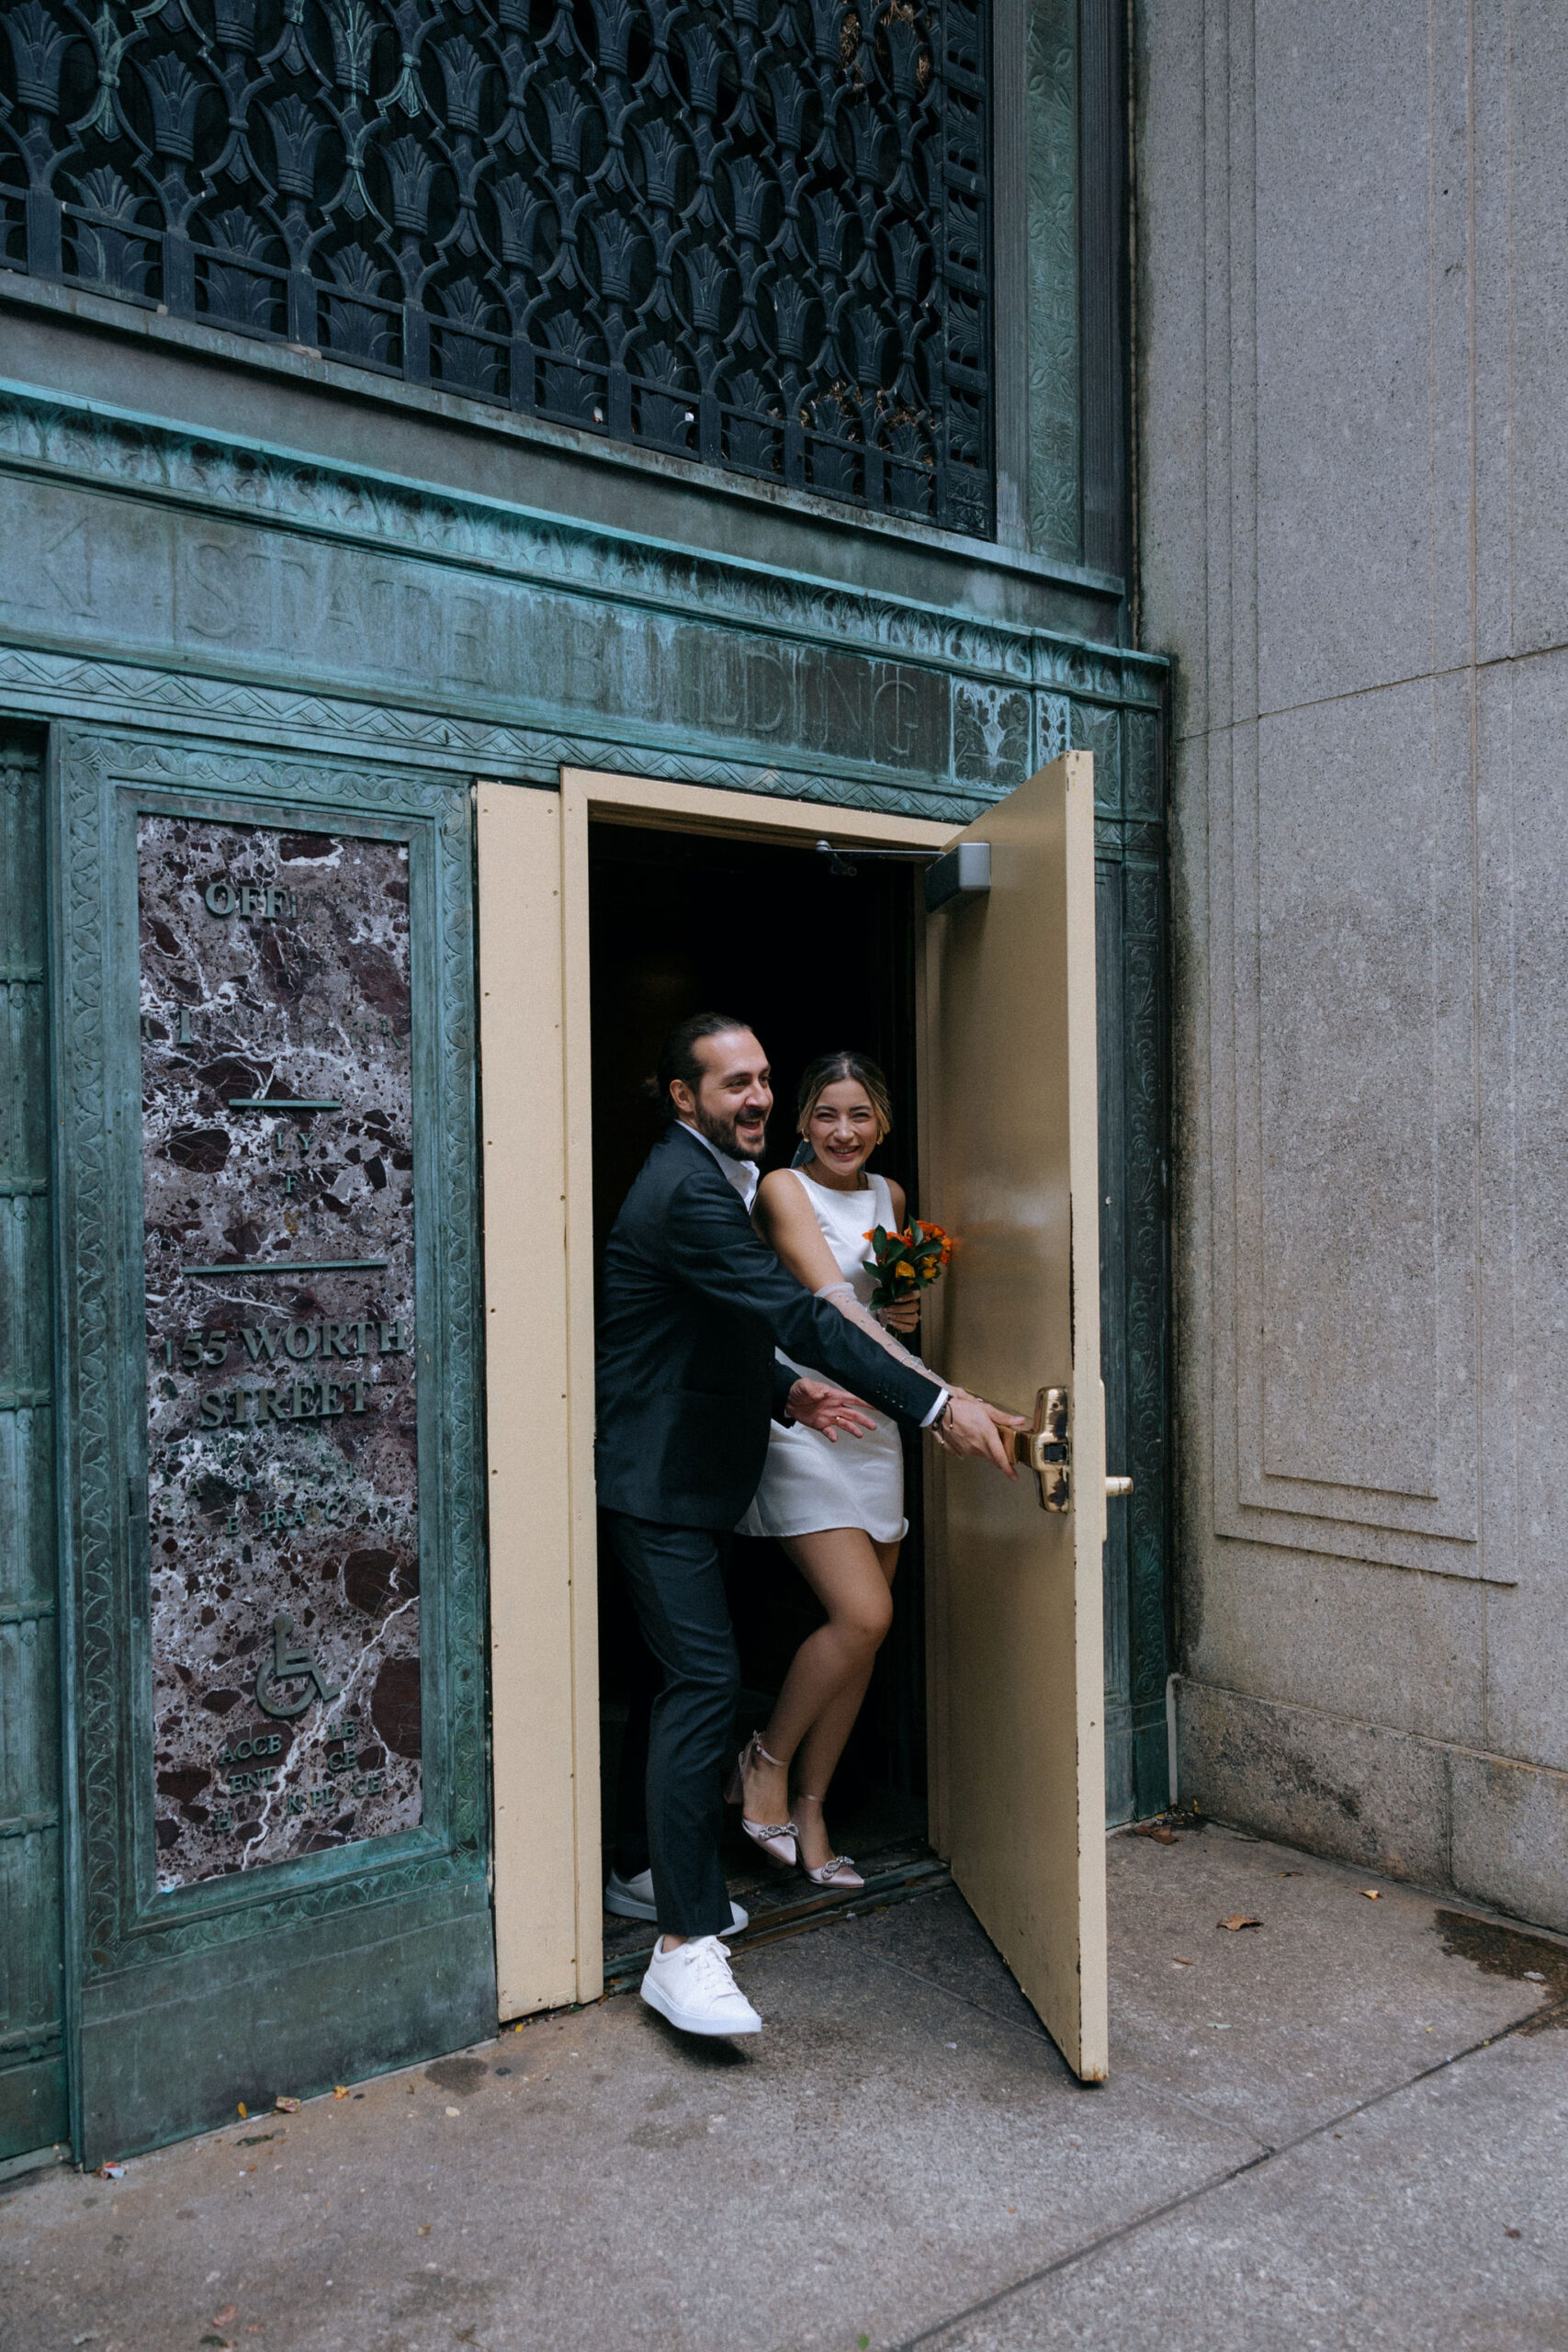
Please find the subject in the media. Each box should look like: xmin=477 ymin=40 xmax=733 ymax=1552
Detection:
xmin=596 ymin=1012 xmax=1021 ymax=2037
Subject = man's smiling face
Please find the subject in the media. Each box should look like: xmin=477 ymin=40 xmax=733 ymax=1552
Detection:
xmin=673 ymin=1028 xmax=773 ymax=1162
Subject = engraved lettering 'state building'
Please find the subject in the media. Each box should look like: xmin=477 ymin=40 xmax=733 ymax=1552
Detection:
xmin=140 ymin=819 xmax=422 ymax=1882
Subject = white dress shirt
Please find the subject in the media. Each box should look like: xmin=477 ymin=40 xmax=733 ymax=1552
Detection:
xmin=677 ymin=1122 xmax=948 ymax=1429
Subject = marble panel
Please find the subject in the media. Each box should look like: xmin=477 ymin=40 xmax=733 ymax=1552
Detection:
xmin=139 ymin=816 xmax=421 ymax=1886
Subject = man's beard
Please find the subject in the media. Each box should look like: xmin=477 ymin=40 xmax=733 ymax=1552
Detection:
xmin=692 ymin=1100 xmax=767 ymax=1162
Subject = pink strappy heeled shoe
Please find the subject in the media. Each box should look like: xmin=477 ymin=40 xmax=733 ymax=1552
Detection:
xmin=795 ymin=1794 xmax=863 ymax=1890
xmin=725 ymin=1734 xmax=797 ymax=1867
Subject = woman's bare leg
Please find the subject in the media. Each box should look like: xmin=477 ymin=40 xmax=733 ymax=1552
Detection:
xmin=790 ymin=1537 xmax=899 ymax=1865
xmin=741 ymin=1532 xmax=899 ymax=1870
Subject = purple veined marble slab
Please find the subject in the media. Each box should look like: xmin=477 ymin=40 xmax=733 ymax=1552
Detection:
xmin=139 ymin=814 xmax=422 ymax=1888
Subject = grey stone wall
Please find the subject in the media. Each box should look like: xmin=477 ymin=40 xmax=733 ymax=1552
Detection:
xmin=1137 ymin=0 xmax=1568 ymax=1928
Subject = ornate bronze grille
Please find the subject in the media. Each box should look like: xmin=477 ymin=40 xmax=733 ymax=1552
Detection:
xmin=1 ymin=0 xmax=992 ymax=535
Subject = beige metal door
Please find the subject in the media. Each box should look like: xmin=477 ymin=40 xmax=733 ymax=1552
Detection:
xmin=923 ymin=752 xmax=1109 ymax=2080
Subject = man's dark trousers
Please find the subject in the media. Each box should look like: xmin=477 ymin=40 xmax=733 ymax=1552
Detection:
xmin=603 ymin=1511 xmax=738 ymax=1938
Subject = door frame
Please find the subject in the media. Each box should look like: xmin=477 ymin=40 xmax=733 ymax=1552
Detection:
xmin=479 ymin=768 xmax=956 ymax=2015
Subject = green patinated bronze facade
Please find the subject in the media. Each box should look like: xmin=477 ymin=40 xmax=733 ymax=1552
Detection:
xmin=0 ymin=0 xmax=1168 ymax=2165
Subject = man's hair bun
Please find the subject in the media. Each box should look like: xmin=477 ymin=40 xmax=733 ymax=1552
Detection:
xmin=651 ymin=1012 xmax=752 ymax=1119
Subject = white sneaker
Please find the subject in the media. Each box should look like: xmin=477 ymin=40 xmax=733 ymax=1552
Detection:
xmin=606 ymin=1871 xmax=749 ymax=1934
xmin=639 ymin=1937 xmax=761 ymax=2037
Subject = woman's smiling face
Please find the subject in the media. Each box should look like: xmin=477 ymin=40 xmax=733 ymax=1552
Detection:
xmin=805 ymin=1078 xmax=884 ymax=1181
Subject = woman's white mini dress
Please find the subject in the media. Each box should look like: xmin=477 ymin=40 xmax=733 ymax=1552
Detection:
xmin=738 ymin=1168 xmax=911 ymax=1544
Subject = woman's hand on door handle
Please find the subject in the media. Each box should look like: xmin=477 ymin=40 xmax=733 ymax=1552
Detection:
xmin=934 ymin=1392 xmax=1029 ymax=1475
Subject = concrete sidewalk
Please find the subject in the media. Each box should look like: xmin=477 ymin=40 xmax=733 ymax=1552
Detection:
xmin=6 ymin=1821 xmax=1566 ymax=2352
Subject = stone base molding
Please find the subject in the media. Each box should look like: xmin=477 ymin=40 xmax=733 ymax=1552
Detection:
xmin=1175 ymin=1677 xmax=1568 ymax=1939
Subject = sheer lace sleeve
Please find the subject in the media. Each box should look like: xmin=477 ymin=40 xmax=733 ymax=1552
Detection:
xmin=814 ymin=1281 xmax=936 ymax=1380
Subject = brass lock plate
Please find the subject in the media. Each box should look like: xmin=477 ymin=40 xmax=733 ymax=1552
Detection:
xmin=1010 ymin=1385 xmax=1070 ymax=1512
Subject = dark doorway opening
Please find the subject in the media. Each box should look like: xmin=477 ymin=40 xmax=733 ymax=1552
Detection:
xmin=587 ymin=819 xmax=932 ymax=1960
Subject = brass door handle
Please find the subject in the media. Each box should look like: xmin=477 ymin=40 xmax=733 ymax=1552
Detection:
xmin=1006 ymin=1397 xmax=1134 ymax=1511
xmin=1010 ymin=1387 xmax=1070 ymax=1511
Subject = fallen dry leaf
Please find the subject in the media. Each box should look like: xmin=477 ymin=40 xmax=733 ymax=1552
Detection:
xmin=274 ymin=2096 xmax=301 ymax=2113
xmin=418 ymin=2223 xmax=431 ymax=2237
xmin=1171 ymin=1957 xmax=1193 ymax=1967
xmin=212 ymin=2311 xmax=238 ymax=2329
xmin=235 ymin=2103 xmax=247 ymax=2120
xmin=1275 ymin=1870 xmax=1303 ymax=1878
xmin=1360 ymin=1889 xmax=1382 ymax=1901
xmin=333 ymin=2086 xmax=349 ymax=2099
xmin=1218 ymin=1915 xmax=1262 ymax=1931
xmin=1133 ymin=1822 xmax=1180 ymax=1844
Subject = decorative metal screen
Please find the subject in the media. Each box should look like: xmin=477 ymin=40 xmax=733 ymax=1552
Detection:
xmin=0 ymin=0 xmax=993 ymax=535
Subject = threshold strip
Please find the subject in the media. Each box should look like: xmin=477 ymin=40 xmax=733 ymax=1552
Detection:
xmin=602 ymin=1855 xmax=953 ymax=1995
xmin=0 ymin=2143 xmax=71 ymax=2187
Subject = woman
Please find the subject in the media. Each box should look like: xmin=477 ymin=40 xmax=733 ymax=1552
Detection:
xmin=731 ymin=1050 xmax=955 ymax=1890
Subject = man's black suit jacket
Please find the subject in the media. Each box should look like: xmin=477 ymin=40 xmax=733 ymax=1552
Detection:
xmin=595 ymin=1123 xmax=944 ymax=1529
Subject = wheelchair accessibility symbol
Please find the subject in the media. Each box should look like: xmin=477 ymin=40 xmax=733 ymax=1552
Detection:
xmin=254 ymin=1611 xmax=341 ymax=1720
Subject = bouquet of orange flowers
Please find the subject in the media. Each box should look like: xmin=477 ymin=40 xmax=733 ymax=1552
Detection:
xmin=862 ymin=1219 xmax=953 ymax=1313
